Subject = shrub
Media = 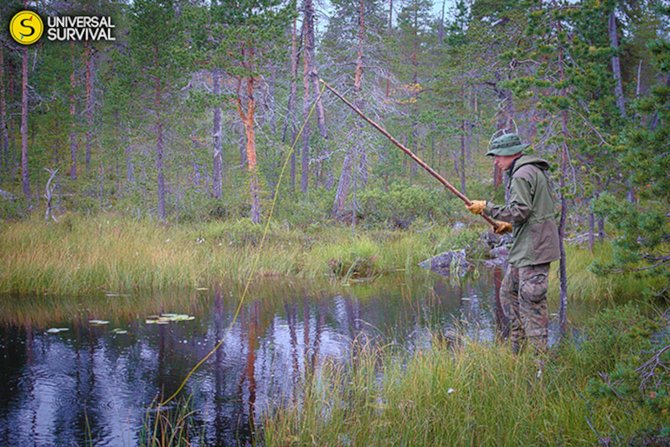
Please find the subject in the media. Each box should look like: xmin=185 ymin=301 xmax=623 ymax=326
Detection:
xmin=357 ymin=182 xmax=455 ymax=228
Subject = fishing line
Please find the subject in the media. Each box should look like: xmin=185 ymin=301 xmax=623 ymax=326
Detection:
xmin=161 ymin=83 xmax=327 ymax=406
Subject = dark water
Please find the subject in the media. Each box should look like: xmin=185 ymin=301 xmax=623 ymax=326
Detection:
xmin=0 ymin=271 xmax=588 ymax=446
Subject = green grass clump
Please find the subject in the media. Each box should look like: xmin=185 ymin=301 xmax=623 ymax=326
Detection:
xmin=1 ymin=212 xmax=666 ymax=299
xmin=0 ymin=213 xmax=445 ymax=295
xmin=265 ymin=306 xmax=670 ymax=446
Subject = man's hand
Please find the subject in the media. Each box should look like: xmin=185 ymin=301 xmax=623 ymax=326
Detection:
xmin=466 ymin=200 xmax=487 ymax=215
xmin=493 ymin=220 xmax=512 ymax=234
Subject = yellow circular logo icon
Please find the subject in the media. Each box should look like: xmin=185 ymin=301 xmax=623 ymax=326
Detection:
xmin=9 ymin=10 xmax=44 ymax=45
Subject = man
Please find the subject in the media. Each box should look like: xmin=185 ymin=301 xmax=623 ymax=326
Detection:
xmin=466 ymin=133 xmax=560 ymax=353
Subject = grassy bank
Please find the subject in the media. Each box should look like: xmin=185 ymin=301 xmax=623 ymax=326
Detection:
xmin=0 ymin=213 xmax=466 ymax=296
xmin=0 ymin=213 xmax=664 ymax=301
xmin=264 ymin=305 xmax=670 ymax=446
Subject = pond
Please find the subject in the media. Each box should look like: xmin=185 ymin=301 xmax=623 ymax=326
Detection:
xmin=0 ymin=269 xmax=597 ymax=446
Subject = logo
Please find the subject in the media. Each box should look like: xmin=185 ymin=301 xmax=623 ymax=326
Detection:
xmin=9 ymin=10 xmax=44 ymax=45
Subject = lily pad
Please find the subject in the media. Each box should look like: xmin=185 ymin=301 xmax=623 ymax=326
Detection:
xmin=89 ymin=320 xmax=110 ymax=325
xmin=46 ymin=328 xmax=69 ymax=334
xmin=146 ymin=313 xmax=195 ymax=324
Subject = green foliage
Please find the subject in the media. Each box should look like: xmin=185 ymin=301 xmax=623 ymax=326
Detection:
xmin=591 ymin=193 xmax=669 ymax=291
xmin=576 ymin=304 xmax=660 ymax=375
xmin=581 ymin=305 xmax=670 ymax=436
xmin=204 ymin=219 xmax=266 ymax=246
xmin=324 ymin=236 xmax=381 ymax=281
xmin=357 ymin=182 xmax=454 ymax=228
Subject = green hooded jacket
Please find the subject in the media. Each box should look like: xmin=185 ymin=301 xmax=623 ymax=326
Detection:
xmin=484 ymin=155 xmax=560 ymax=267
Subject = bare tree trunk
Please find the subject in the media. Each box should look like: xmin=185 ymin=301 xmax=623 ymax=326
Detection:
xmin=153 ymin=46 xmax=166 ymax=221
xmin=21 ymin=45 xmax=30 ymax=199
xmin=355 ymin=0 xmax=367 ymax=187
xmin=212 ymin=69 xmax=223 ymax=199
xmin=69 ymin=42 xmax=77 ymax=180
xmin=409 ymin=5 xmax=419 ymax=180
xmin=608 ymin=11 xmax=636 ymax=204
xmin=459 ymin=85 xmax=467 ymax=194
xmin=268 ymin=64 xmax=277 ymax=136
xmin=558 ymin=114 xmax=569 ymax=335
xmin=84 ymin=42 xmax=94 ymax=170
xmin=238 ymin=121 xmax=247 ymax=168
xmin=332 ymin=148 xmax=353 ymax=216
xmin=98 ymin=160 xmax=104 ymax=209
xmin=8 ymin=56 xmax=14 ymax=166
xmin=282 ymin=11 xmax=301 ymax=193
xmin=557 ymin=28 xmax=569 ymax=337
xmin=493 ymin=86 xmax=514 ymax=190
xmin=0 ymin=46 xmax=9 ymax=176
xmin=609 ymin=11 xmax=626 ymax=119
xmin=235 ymin=70 xmax=261 ymax=224
xmin=302 ymin=0 xmax=327 ymax=188
xmin=460 ymin=118 xmax=466 ymax=195
xmin=438 ymin=0 xmax=446 ymax=44
xmin=301 ymin=14 xmax=311 ymax=194
xmin=125 ymin=142 xmax=134 ymax=185
xmin=598 ymin=216 xmax=605 ymax=241
xmin=386 ymin=0 xmax=392 ymax=98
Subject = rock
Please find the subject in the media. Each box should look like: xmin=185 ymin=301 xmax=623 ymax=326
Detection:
xmin=419 ymin=249 xmax=470 ymax=277
xmin=452 ymin=221 xmax=466 ymax=230
xmin=489 ymin=245 xmax=509 ymax=259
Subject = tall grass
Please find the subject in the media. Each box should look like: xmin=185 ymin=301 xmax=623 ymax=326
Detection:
xmin=139 ymin=397 xmax=200 ymax=447
xmin=0 ymin=213 xmax=664 ymax=300
xmin=549 ymin=243 xmax=667 ymax=303
xmin=0 ymin=214 xmax=447 ymax=295
xmin=265 ymin=306 xmax=668 ymax=446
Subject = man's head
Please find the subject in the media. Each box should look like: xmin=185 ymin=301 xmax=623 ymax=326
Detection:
xmin=487 ymin=132 xmax=528 ymax=171
xmin=493 ymin=153 xmax=523 ymax=171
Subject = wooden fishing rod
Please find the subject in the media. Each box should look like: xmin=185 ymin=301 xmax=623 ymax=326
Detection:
xmin=320 ymin=79 xmax=499 ymax=231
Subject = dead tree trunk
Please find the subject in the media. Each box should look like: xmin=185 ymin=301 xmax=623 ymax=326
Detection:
xmin=301 ymin=0 xmax=327 ymax=191
xmin=212 ymin=68 xmax=223 ymax=199
xmin=153 ymin=46 xmax=166 ymax=221
xmin=44 ymin=168 xmax=58 ymax=222
xmin=608 ymin=11 xmax=635 ymax=204
xmin=21 ymin=45 xmax=30 ymax=199
xmin=300 ymin=13 xmax=311 ymax=194
xmin=557 ymin=22 xmax=570 ymax=337
xmin=409 ymin=5 xmax=419 ymax=180
xmin=0 ymin=46 xmax=9 ymax=176
xmin=84 ymin=42 xmax=94 ymax=171
xmin=69 ymin=42 xmax=78 ymax=180
xmin=459 ymin=86 xmax=467 ymax=194
xmin=332 ymin=0 xmax=367 ymax=216
xmin=281 ymin=11 xmax=302 ymax=192
xmin=609 ymin=11 xmax=626 ymax=118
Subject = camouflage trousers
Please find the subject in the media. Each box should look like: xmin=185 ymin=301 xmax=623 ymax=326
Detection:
xmin=500 ymin=263 xmax=550 ymax=353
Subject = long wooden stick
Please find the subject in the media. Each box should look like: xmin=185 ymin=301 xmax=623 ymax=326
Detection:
xmin=320 ymin=79 xmax=498 ymax=230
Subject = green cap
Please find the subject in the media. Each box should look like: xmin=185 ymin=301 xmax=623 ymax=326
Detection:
xmin=486 ymin=133 xmax=529 ymax=156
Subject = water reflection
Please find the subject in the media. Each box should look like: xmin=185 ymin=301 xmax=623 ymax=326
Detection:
xmin=0 ymin=270 xmax=559 ymax=446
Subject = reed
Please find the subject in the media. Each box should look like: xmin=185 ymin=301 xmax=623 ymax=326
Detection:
xmin=0 ymin=214 xmax=443 ymax=295
xmin=0 ymin=214 xmax=663 ymax=301
xmin=265 ymin=306 xmax=668 ymax=446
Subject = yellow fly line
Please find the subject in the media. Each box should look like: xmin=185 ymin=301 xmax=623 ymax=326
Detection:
xmin=160 ymin=83 xmax=327 ymax=407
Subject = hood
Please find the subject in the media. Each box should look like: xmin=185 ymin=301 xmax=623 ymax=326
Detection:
xmin=511 ymin=155 xmax=550 ymax=174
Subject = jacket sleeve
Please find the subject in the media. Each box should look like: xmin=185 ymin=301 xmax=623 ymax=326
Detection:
xmin=484 ymin=176 xmax=532 ymax=224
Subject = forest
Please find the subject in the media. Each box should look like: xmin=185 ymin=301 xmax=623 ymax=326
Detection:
xmin=0 ymin=0 xmax=669 ymax=446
